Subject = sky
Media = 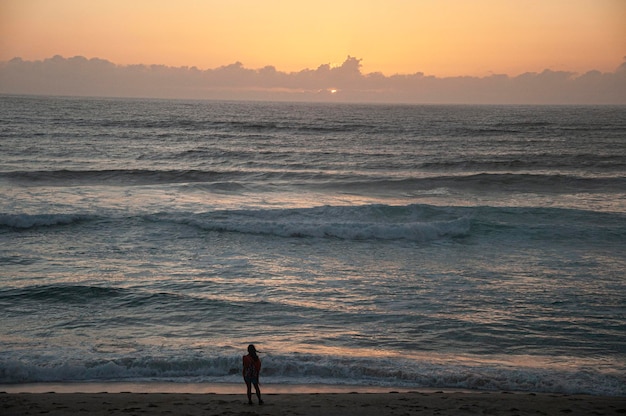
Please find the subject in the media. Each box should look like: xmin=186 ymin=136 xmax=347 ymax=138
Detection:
xmin=1 ymin=0 xmax=625 ymax=103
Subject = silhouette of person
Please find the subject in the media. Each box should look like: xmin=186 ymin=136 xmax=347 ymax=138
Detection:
xmin=242 ymin=344 xmax=263 ymax=405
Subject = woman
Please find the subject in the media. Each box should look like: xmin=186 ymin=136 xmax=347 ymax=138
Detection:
xmin=242 ymin=344 xmax=263 ymax=405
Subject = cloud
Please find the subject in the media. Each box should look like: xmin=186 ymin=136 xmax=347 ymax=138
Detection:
xmin=1 ymin=55 xmax=625 ymax=104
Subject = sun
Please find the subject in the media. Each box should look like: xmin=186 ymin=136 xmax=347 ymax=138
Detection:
xmin=330 ymin=89 xmax=338 ymax=94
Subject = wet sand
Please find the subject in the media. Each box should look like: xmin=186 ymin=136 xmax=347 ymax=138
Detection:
xmin=2 ymin=390 xmax=625 ymax=416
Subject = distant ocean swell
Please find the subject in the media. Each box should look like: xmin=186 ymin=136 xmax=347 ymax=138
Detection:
xmin=19 ymin=107 xmax=625 ymax=137
xmin=2 ymin=205 xmax=624 ymax=243
xmin=66 ymin=117 xmax=382 ymax=133
xmin=2 ymin=352 xmax=624 ymax=396
xmin=2 ymin=170 xmax=625 ymax=192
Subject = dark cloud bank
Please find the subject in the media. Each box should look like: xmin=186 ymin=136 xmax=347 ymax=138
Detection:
xmin=1 ymin=55 xmax=625 ymax=104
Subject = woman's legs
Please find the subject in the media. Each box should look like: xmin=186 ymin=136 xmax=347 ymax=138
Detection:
xmin=253 ymin=382 xmax=263 ymax=404
xmin=245 ymin=380 xmax=253 ymax=404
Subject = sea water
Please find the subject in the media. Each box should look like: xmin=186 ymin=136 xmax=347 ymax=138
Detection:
xmin=1 ymin=95 xmax=625 ymax=395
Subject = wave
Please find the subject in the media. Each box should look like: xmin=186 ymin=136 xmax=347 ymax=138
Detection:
xmin=3 ymin=204 xmax=624 ymax=243
xmin=82 ymin=113 xmax=388 ymax=135
xmin=0 ymin=284 xmax=126 ymax=304
xmin=1 ymin=353 xmax=623 ymax=395
xmin=0 ymin=213 xmax=96 ymax=229
xmin=3 ymin=169 xmax=625 ymax=194
xmin=0 ymin=169 xmax=232 ymax=186
xmin=420 ymin=154 xmax=626 ymax=172
xmin=0 ymin=285 xmax=240 ymax=316
xmin=0 ymin=205 xmax=470 ymax=242
xmin=327 ymin=174 xmax=626 ymax=194
xmin=156 ymin=204 xmax=471 ymax=242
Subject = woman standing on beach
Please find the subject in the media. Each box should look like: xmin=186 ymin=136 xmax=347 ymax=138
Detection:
xmin=243 ymin=344 xmax=263 ymax=405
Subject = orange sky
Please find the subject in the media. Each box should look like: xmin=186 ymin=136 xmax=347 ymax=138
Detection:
xmin=1 ymin=0 xmax=625 ymax=77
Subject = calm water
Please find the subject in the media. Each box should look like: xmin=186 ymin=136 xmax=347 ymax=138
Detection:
xmin=1 ymin=95 xmax=625 ymax=395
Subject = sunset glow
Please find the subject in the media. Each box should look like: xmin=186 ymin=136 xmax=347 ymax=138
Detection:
xmin=1 ymin=0 xmax=625 ymax=77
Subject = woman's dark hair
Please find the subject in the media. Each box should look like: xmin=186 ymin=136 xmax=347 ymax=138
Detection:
xmin=248 ymin=344 xmax=259 ymax=361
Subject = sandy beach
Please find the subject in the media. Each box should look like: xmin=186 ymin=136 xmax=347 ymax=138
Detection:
xmin=2 ymin=389 xmax=625 ymax=416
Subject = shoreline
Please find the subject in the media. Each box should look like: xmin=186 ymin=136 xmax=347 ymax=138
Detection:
xmin=2 ymin=380 xmax=624 ymax=396
xmin=0 ymin=381 xmax=425 ymax=394
xmin=1 ymin=390 xmax=624 ymax=416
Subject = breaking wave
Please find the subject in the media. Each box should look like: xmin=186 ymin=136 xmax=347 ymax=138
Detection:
xmin=2 ymin=353 xmax=623 ymax=396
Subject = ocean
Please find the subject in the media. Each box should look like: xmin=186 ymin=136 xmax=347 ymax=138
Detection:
xmin=1 ymin=95 xmax=625 ymax=395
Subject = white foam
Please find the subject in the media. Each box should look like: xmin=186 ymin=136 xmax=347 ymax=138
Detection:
xmin=1 ymin=353 xmax=623 ymax=396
